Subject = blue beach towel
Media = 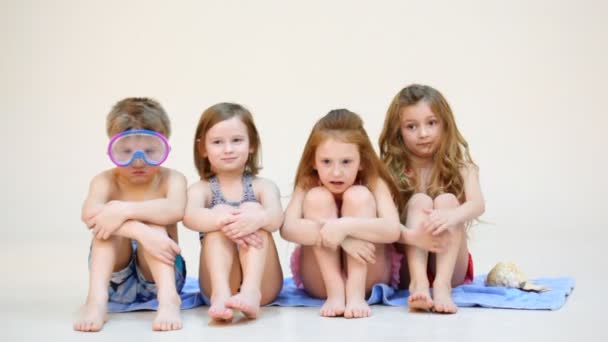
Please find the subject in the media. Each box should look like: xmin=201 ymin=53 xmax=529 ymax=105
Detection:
xmin=269 ymin=275 xmax=575 ymax=310
xmin=107 ymin=275 xmax=574 ymax=312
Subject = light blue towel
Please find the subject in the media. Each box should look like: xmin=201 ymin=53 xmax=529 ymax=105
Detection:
xmin=108 ymin=274 xmax=574 ymax=312
xmin=269 ymin=275 xmax=575 ymax=310
xmin=107 ymin=277 xmax=209 ymax=313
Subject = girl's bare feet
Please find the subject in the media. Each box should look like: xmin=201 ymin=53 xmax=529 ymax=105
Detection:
xmin=344 ymin=296 xmax=371 ymax=318
xmin=431 ymin=281 xmax=457 ymax=314
xmin=225 ymin=289 xmax=261 ymax=319
xmin=209 ymin=293 xmax=234 ymax=322
xmin=319 ymin=294 xmax=345 ymax=317
xmin=408 ymin=280 xmax=434 ymax=311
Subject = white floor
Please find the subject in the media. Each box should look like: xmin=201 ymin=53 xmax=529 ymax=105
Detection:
xmin=2 ymin=226 xmax=604 ymax=341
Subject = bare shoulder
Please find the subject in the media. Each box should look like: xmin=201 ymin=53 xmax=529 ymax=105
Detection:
xmin=251 ymin=176 xmax=280 ymax=195
xmin=459 ymin=162 xmax=480 ymax=178
xmin=163 ymin=167 xmax=187 ymax=182
xmin=90 ymin=169 xmax=116 ymax=190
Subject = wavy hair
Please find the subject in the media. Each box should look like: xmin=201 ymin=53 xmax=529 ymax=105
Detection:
xmin=378 ymin=84 xmax=475 ymax=212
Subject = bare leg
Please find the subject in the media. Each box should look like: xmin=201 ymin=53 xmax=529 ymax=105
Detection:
xmin=403 ymin=193 xmax=435 ymax=310
xmin=226 ymin=226 xmax=283 ymax=319
xmin=299 ymin=187 xmax=345 ymax=317
xmin=429 ymin=193 xmax=468 ymax=314
xmin=198 ymin=231 xmax=241 ymax=322
xmin=136 ymin=226 xmax=183 ymax=331
xmin=341 ymin=186 xmax=377 ymax=318
xmin=74 ymin=236 xmax=132 ymax=332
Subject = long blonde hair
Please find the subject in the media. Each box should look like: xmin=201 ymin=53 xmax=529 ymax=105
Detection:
xmin=193 ymin=103 xmax=261 ymax=180
xmin=379 ymin=84 xmax=475 ymax=212
xmin=294 ymin=109 xmax=400 ymax=206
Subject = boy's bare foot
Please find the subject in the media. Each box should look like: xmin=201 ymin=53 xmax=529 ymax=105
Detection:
xmin=408 ymin=282 xmax=434 ymax=311
xmin=225 ymin=289 xmax=261 ymax=319
xmin=344 ymin=297 xmax=371 ymax=319
xmin=208 ymin=294 xmax=234 ymax=322
xmin=319 ymin=295 xmax=345 ymax=317
xmin=73 ymin=298 xmax=108 ymax=332
xmin=431 ymin=282 xmax=457 ymax=314
xmin=153 ymin=295 xmax=182 ymax=331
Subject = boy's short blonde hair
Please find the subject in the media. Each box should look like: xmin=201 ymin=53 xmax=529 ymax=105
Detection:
xmin=106 ymin=98 xmax=171 ymax=137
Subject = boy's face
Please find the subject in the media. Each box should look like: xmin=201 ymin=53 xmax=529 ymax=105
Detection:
xmin=109 ymin=128 xmax=167 ymax=185
xmin=115 ymin=158 xmax=161 ymax=185
xmin=203 ymin=117 xmax=252 ymax=174
xmin=314 ymin=138 xmax=361 ymax=196
xmin=399 ymin=101 xmax=443 ymax=160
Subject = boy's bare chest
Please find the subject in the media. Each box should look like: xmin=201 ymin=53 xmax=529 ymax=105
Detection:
xmin=111 ymin=180 xmax=167 ymax=202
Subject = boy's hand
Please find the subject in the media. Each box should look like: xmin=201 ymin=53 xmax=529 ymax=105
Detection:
xmin=319 ymin=218 xmax=347 ymax=249
xmin=341 ymin=237 xmax=376 ymax=264
xmin=90 ymin=201 xmax=130 ymax=239
xmin=221 ymin=207 xmax=265 ymax=239
xmin=137 ymin=225 xmax=181 ymax=266
xmin=423 ymin=208 xmax=459 ymax=235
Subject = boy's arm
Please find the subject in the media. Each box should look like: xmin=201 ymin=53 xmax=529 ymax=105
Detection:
xmin=279 ymin=187 xmax=323 ymax=246
xmin=321 ymin=179 xmax=401 ymax=247
xmin=120 ymin=169 xmax=187 ymax=225
xmin=81 ymin=172 xmax=112 ymax=229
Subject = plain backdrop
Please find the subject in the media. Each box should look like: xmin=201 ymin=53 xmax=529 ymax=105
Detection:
xmin=1 ymin=1 xmax=607 ymax=338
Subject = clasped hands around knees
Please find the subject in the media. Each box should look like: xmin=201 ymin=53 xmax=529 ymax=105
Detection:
xmin=213 ymin=203 xmax=266 ymax=249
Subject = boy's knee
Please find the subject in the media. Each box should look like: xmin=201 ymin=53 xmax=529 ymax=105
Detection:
xmin=342 ymin=185 xmax=374 ymax=207
xmin=434 ymin=193 xmax=459 ymax=208
xmin=408 ymin=193 xmax=433 ymax=211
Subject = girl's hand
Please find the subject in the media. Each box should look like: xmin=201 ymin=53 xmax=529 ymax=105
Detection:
xmin=137 ymin=225 xmax=181 ymax=266
xmin=222 ymin=207 xmax=265 ymax=239
xmin=341 ymin=237 xmax=376 ymax=264
xmin=403 ymin=225 xmax=448 ymax=253
xmin=232 ymin=231 xmax=264 ymax=249
xmin=319 ymin=218 xmax=347 ymax=249
xmin=90 ymin=201 xmax=129 ymax=239
xmin=423 ymin=208 xmax=459 ymax=235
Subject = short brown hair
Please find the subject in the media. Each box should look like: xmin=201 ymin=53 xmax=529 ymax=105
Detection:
xmin=193 ymin=103 xmax=261 ymax=180
xmin=106 ymin=98 xmax=171 ymax=137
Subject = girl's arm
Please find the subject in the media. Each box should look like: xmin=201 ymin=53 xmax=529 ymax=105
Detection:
xmin=280 ymin=187 xmax=322 ymax=246
xmin=254 ymin=178 xmax=284 ymax=233
xmin=454 ymin=164 xmax=485 ymax=222
xmin=425 ymin=164 xmax=485 ymax=234
xmin=182 ymin=181 xmax=233 ymax=233
xmin=329 ymin=179 xmax=401 ymax=244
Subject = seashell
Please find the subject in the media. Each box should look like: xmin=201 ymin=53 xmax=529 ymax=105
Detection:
xmin=485 ymin=262 xmax=549 ymax=292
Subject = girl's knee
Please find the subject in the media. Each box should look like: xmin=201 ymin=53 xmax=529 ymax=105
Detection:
xmin=342 ymin=185 xmax=375 ymax=207
xmin=303 ymin=187 xmax=336 ymax=215
xmin=434 ymin=193 xmax=459 ymax=209
xmin=239 ymin=201 xmax=263 ymax=211
xmin=407 ymin=193 xmax=433 ymax=211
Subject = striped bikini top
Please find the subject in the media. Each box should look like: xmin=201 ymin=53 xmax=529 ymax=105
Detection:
xmin=199 ymin=173 xmax=258 ymax=239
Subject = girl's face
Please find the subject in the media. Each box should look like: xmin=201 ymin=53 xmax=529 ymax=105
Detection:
xmin=314 ymin=137 xmax=361 ymax=195
xmin=203 ymin=117 xmax=252 ymax=174
xmin=399 ymin=101 xmax=443 ymax=160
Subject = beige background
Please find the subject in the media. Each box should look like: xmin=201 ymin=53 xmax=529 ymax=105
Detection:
xmin=1 ymin=0 xmax=607 ymax=340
